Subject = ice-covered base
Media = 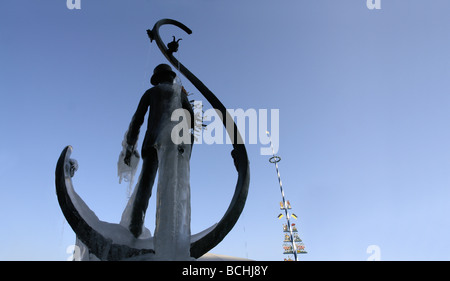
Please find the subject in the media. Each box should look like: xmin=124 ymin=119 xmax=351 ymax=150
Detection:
xmin=73 ymin=241 xmax=251 ymax=261
xmin=121 ymin=253 xmax=196 ymax=261
xmin=74 ymin=237 xmax=195 ymax=261
xmin=197 ymin=253 xmax=253 ymax=261
xmin=121 ymin=253 xmax=252 ymax=261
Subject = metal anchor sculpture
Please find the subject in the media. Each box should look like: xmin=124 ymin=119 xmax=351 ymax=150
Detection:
xmin=55 ymin=19 xmax=250 ymax=260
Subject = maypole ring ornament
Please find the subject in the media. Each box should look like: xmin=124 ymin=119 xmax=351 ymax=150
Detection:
xmin=269 ymin=156 xmax=281 ymax=164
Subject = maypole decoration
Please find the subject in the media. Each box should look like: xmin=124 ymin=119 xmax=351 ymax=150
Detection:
xmin=266 ymin=131 xmax=307 ymax=261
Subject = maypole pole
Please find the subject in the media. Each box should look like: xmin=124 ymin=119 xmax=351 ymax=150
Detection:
xmin=266 ymin=131 xmax=307 ymax=261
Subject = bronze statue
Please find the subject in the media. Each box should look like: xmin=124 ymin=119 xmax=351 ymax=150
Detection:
xmin=55 ymin=19 xmax=250 ymax=260
xmin=120 ymin=63 xmax=194 ymax=240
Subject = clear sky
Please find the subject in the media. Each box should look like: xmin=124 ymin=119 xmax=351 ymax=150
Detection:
xmin=1 ymin=0 xmax=450 ymax=261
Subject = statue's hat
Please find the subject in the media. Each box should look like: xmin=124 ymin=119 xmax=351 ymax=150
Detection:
xmin=151 ymin=64 xmax=176 ymax=85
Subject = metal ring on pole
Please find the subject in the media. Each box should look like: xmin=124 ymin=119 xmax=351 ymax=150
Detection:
xmin=269 ymin=156 xmax=281 ymax=163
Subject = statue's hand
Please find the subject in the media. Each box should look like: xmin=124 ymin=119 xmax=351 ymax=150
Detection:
xmin=124 ymin=151 xmax=131 ymax=166
xmin=124 ymin=145 xmax=134 ymax=166
xmin=124 ymin=145 xmax=140 ymax=166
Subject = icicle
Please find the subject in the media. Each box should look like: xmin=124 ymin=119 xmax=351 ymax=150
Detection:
xmin=117 ymin=131 xmax=140 ymax=198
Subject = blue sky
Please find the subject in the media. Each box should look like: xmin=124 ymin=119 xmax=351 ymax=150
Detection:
xmin=1 ymin=0 xmax=450 ymax=260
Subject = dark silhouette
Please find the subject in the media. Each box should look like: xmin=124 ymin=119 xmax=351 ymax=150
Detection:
xmin=123 ymin=63 xmax=194 ymax=238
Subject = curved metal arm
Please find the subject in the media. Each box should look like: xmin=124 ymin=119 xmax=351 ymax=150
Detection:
xmin=148 ymin=19 xmax=250 ymax=258
xmin=147 ymin=19 xmax=192 ymax=59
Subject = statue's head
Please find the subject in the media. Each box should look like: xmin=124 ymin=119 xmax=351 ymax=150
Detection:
xmin=151 ymin=64 xmax=176 ymax=85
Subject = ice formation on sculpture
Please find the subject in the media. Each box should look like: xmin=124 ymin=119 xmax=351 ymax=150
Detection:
xmin=116 ymin=82 xmax=192 ymax=260
xmin=117 ymin=132 xmax=140 ymax=198
xmin=154 ymin=97 xmax=192 ymax=260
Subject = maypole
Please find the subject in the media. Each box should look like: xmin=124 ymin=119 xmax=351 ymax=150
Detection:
xmin=266 ymin=131 xmax=307 ymax=261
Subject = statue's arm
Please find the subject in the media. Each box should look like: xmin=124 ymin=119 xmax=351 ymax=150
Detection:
xmin=126 ymin=90 xmax=151 ymax=147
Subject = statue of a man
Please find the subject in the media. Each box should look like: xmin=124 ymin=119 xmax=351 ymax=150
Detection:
xmin=120 ymin=64 xmax=194 ymax=259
